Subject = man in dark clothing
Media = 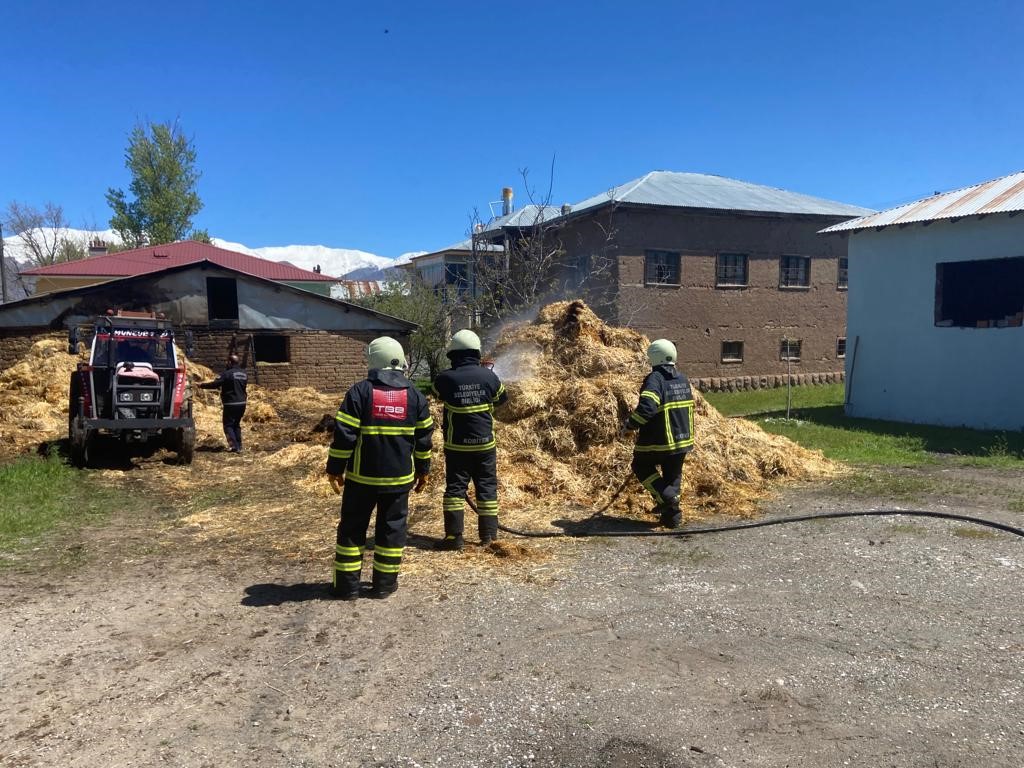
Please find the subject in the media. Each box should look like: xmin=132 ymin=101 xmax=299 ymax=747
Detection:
xmin=198 ymin=353 xmax=248 ymax=452
xmin=325 ymin=336 xmax=434 ymax=600
xmin=431 ymin=329 xmax=508 ymax=550
xmin=622 ymin=339 xmax=695 ymax=529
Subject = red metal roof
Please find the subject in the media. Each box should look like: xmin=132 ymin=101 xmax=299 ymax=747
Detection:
xmin=21 ymin=241 xmax=338 ymax=281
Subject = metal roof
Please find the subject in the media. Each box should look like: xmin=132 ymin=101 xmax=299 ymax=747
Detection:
xmin=479 ymin=204 xmax=562 ymax=232
xmin=821 ymin=171 xmax=1024 ymax=233
xmin=21 ymin=240 xmax=339 ymax=281
xmin=566 ymin=171 xmax=873 ymax=218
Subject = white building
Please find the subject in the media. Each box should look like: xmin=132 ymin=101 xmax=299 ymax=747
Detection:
xmin=821 ymin=172 xmax=1024 ymax=431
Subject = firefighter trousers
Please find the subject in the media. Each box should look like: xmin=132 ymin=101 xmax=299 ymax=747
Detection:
xmin=333 ymin=480 xmax=408 ymax=597
xmin=631 ymin=452 xmax=686 ymax=510
xmin=222 ymin=404 xmax=246 ymax=451
xmin=442 ymin=449 xmax=499 ymax=542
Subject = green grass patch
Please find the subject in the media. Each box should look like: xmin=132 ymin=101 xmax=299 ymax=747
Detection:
xmin=703 ymin=383 xmax=845 ymax=417
xmin=952 ymin=527 xmax=1000 ymax=540
xmin=704 ymin=384 xmax=1024 ymax=468
xmin=0 ymin=454 xmax=124 ymax=562
xmin=1008 ymin=497 xmax=1024 ymax=514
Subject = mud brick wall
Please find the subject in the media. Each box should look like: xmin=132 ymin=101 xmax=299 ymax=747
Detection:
xmin=0 ymin=328 xmax=66 ymax=369
xmin=184 ymin=328 xmax=379 ymax=393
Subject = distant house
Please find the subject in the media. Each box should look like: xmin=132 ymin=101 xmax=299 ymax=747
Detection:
xmin=406 ymin=237 xmax=504 ymax=330
xmin=821 ymin=172 xmax=1024 ymax=431
xmin=425 ymin=172 xmax=871 ymax=389
xmin=0 ymin=259 xmax=414 ymax=392
xmin=20 ymin=240 xmax=342 ymax=296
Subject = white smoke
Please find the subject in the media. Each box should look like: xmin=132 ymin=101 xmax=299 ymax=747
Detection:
xmin=490 ymin=342 xmax=542 ymax=383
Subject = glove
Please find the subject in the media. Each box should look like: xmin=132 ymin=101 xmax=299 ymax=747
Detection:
xmin=413 ymin=474 xmax=428 ymax=493
xmin=327 ymin=473 xmax=345 ymax=495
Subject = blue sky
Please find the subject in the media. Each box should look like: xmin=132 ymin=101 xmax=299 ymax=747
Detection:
xmin=3 ymin=1 xmax=1022 ymax=257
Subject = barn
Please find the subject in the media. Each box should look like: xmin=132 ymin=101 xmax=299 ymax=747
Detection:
xmin=0 ymin=259 xmax=415 ymax=393
xmin=821 ymin=171 xmax=1024 ymax=430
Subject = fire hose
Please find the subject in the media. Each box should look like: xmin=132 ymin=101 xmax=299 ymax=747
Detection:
xmin=464 ymin=495 xmax=1024 ymax=540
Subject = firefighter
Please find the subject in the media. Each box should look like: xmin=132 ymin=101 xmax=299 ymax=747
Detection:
xmin=325 ymin=337 xmax=433 ymax=600
xmin=621 ymin=339 xmax=695 ymax=528
xmin=431 ymin=329 xmax=508 ymax=550
xmin=198 ymin=353 xmax=248 ymax=453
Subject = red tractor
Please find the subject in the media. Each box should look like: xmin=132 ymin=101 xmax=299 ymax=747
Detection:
xmin=68 ymin=310 xmax=196 ymax=467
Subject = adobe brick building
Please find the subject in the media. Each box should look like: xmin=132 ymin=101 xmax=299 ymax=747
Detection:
xmin=0 ymin=260 xmax=414 ymax=393
xmin=475 ymin=172 xmax=871 ymax=389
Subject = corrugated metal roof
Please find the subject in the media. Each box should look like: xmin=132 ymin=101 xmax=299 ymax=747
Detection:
xmin=408 ymin=238 xmax=505 ymax=264
xmin=821 ymin=171 xmax=1024 ymax=233
xmin=21 ymin=240 xmax=339 ymax=281
xmin=569 ymin=171 xmax=873 ymax=218
xmin=330 ymin=280 xmax=384 ymax=300
xmin=479 ymin=204 xmax=562 ymax=232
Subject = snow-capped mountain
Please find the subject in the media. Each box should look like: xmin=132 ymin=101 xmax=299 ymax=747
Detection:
xmin=2 ymin=227 xmax=424 ymax=280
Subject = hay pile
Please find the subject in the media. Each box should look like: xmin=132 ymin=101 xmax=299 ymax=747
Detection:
xmin=410 ymin=300 xmax=836 ymax=531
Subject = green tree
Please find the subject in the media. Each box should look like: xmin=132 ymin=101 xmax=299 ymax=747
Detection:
xmin=359 ymin=276 xmax=456 ymax=379
xmin=189 ymin=228 xmax=212 ymax=243
xmin=106 ymin=121 xmax=203 ymax=248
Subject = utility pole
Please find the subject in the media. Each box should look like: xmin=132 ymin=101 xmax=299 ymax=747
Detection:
xmin=0 ymin=221 xmax=8 ymax=304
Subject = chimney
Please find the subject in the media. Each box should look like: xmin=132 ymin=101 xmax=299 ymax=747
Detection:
xmin=89 ymin=239 xmax=109 ymax=257
xmin=501 ymin=187 xmax=514 ymax=216
xmin=561 ymin=203 xmax=572 ymax=215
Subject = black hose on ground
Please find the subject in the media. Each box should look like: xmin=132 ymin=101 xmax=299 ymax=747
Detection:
xmin=493 ymin=509 xmax=1024 ymax=539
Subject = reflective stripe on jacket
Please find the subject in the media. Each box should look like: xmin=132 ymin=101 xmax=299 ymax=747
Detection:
xmin=627 ymin=365 xmax=695 ymax=455
xmin=326 ymin=369 xmax=434 ymax=489
xmin=431 ymin=355 xmax=508 ymax=452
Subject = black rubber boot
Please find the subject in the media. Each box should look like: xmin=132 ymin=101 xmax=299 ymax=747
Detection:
xmin=433 ymin=534 xmax=465 ymax=551
xmin=478 ymin=516 xmax=499 ymax=545
xmin=660 ymin=497 xmax=682 ymax=529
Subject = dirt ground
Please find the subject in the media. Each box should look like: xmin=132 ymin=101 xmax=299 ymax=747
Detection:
xmin=1 ymin=450 xmax=1022 ymax=768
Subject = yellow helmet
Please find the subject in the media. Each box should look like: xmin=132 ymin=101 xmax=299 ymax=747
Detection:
xmin=647 ymin=339 xmax=677 ymax=367
xmin=448 ymin=329 xmax=482 ymax=353
xmin=367 ymin=336 xmax=406 ymax=370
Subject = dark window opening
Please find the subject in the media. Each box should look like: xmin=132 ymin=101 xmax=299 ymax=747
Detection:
xmin=721 ymin=341 xmax=744 ymax=363
xmin=569 ymin=253 xmax=591 ymax=288
xmin=253 ymin=335 xmax=289 ymax=363
xmin=644 ymin=250 xmax=681 ymax=286
xmin=444 ymin=261 xmax=472 ymax=300
xmin=716 ymin=253 xmax=748 ymax=286
xmin=837 ymin=257 xmax=849 ymax=290
xmin=780 ymin=256 xmax=810 ymax=288
xmin=836 ymin=337 xmax=846 ymax=358
xmin=780 ymin=339 xmax=802 ymax=362
xmin=207 ymin=277 xmax=239 ymax=321
xmin=935 ymin=256 xmax=1024 ymax=328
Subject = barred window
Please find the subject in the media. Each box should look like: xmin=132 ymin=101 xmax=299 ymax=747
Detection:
xmin=780 ymin=339 xmax=802 ymax=362
xmin=780 ymin=255 xmax=810 ymax=288
xmin=836 ymin=337 xmax=846 ymax=358
xmin=721 ymin=341 xmax=744 ymax=363
xmin=837 ymin=257 xmax=849 ymax=290
xmin=716 ymin=253 xmax=748 ymax=287
xmin=644 ymin=250 xmax=681 ymax=286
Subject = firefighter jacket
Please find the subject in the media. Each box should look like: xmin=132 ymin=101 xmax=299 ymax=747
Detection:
xmin=431 ymin=354 xmax=508 ymax=452
xmin=326 ymin=368 xmax=434 ymax=490
xmin=199 ymin=365 xmax=248 ymax=406
xmin=626 ymin=364 xmax=695 ymax=455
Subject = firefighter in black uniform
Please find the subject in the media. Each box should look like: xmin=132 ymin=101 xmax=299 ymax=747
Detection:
xmin=198 ymin=353 xmax=248 ymax=453
xmin=622 ymin=339 xmax=695 ymax=528
xmin=431 ymin=330 xmax=508 ymax=550
xmin=325 ymin=337 xmax=434 ymax=600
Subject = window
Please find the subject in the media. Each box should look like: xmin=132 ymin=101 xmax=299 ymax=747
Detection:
xmin=444 ymin=261 xmax=472 ymax=299
xmin=644 ymin=250 xmax=681 ymax=286
xmin=716 ymin=253 xmax=749 ymax=287
xmin=836 ymin=337 xmax=846 ymax=358
xmin=418 ymin=263 xmax=443 ymax=286
xmin=935 ymin=256 xmax=1024 ymax=328
xmin=721 ymin=341 xmax=744 ymax=363
xmin=569 ymin=253 xmax=591 ymax=288
xmin=253 ymin=335 xmax=289 ymax=363
xmin=837 ymin=257 xmax=849 ymax=290
xmin=779 ymin=256 xmax=810 ymax=288
xmin=207 ymin=277 xmax=239 ymax=321
xmin=780 ymin=339 xmax=802 ymax=362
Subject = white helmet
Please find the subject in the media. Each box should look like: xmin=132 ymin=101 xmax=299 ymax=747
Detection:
xmin=647 ymin=339 xmax=677 ymax=367
xmin=448 ymin=329 xmax=482 ymax=354
xmin=367 ymin=336 xmax=406 ymax=370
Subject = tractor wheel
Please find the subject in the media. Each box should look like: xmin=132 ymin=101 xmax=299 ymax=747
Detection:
xmin=176 ymin=425 xmax=196 ymax=465
xmin=69 ymin=423 xmax=94 ymax=469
